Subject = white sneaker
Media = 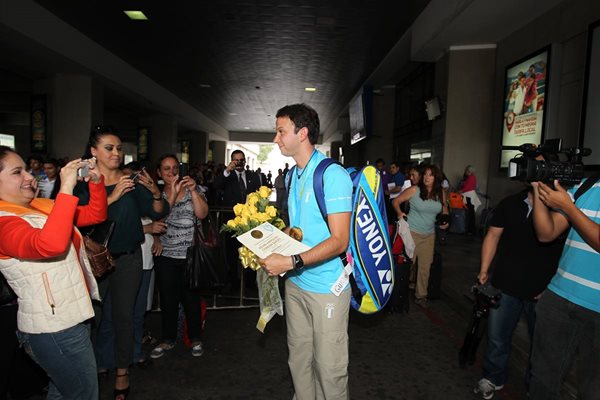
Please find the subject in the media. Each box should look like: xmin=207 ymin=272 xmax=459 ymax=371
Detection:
xmin=474 ymin=378 xmax=504 ymax=399
xmin=150 ymin=342 xmax=174 ymax=359
xmin=191 ymin=342 xmax=204 ymax=357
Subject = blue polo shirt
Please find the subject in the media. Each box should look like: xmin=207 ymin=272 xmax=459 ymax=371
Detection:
xmin=548 ymin=179 xmax=600 ymax=313
xmin=287 ymin=151 xmax=353 ymax=293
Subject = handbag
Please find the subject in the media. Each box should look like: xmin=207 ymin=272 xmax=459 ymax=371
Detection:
xmin=83 ymin=220 xmax=116 ymax=278
xmin=185 ymin=217 xmax=222 ymax=290
xmin=0 ymin=271 xmax=17 ymax=305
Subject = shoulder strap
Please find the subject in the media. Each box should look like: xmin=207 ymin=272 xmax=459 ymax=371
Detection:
xmin=312 ymin=158 xmax=341 ymax=222
xmin=285 ymin=166 xmax=296 ymax=193
xmin=574 ymin=173 xmax=600 ymax=201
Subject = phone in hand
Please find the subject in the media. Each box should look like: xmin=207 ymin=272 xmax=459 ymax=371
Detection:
xmin=179 ymin=162 xmax=189 ymax=179
xmin=77 ymin=164 xmax=90 ymax=178
xmin=130 ymin=166 xmax=146 ymax=183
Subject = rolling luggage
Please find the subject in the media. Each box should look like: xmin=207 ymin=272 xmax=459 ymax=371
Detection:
xmin=387 ymin=223 xmax=411 ymax=313
xmin=449 ymin=208 xmax=467 ymax=234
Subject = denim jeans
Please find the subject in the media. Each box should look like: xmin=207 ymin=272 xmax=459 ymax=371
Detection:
xmin=16 ymin=323 xmax=98 ymax=400
xmin=529 ymin=290 xmax=600 ymax=400
xmin=482 ymin=292 xmax=536 ymax=387
xmin=95 ymin=269 xmax=153 ymax=368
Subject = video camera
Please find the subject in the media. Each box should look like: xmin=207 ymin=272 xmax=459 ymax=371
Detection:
xmin=503 ymin=138 xmax=591 ymax=187
xmin=471 ymin=282 xmax=501 ymax=312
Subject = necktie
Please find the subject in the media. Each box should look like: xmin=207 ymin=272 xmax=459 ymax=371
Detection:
xmin=238 ymin=172 xmax=246 ymax=196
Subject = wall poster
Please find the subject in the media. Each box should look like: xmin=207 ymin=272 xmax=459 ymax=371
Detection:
xmin=580 ymin=20 xmax=600 ymax=167
xmin=31 ymin=95 xmax=47 ymax=154
xmin=500 ymin=46 xmax=549 ymax=168
xmin=137 ymin=127 xmax=150 ymax=161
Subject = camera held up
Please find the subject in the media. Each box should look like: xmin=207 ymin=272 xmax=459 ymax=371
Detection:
xmin=503 ymin=138 xmax=591 ymax=187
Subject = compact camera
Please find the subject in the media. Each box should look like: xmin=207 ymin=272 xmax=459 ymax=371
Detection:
xmin=503 ymin=139 xmax=591 ymax=187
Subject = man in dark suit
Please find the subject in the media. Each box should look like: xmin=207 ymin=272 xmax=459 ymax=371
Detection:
xmin=214 ymin=150 xmax=261 ymax=288
xmin=215 ymin=150 xmax=260 ymax=207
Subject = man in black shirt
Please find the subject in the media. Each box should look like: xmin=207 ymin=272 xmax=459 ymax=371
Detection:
xmin=473 ymin=188 xmax=564 ymax=399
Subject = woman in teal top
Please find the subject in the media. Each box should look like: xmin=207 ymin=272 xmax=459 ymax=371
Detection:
xmin=392 ymin=164 xmax=449 ymax=307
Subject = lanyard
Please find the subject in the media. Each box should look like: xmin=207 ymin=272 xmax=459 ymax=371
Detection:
xmin=291 ymin=149 xmax=317 ymax=227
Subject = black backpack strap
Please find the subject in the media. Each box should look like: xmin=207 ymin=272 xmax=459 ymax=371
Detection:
xmin=574 ymin=173 xmax=600 ymax=201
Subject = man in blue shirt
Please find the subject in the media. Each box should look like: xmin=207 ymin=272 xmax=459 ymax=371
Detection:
xmin=261 ymin=103 xmax=353 ymax=400
xmin=530 ymin=178 xmax=600 ymax=399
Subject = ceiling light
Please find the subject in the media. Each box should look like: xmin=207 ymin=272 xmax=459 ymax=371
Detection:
xmin=304 ymin=87 xmax=317 ymax=92
xmin=244 ymin=127 xmax=250 ymax=130
xmin=198 ymin=84 xmax=211 ymax=88
xmin=229 ymin=113 xmax=238 ymax=116
xmin=124 ymin=10 xmax=148 ymax=20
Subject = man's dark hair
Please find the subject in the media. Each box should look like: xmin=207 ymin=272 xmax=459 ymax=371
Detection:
xmin=43 ymin=158 xmax=60 ymax=168
xmin=231 ymin=149 xmax=245 ymax=160
xmin=276 ymin=103 xmax=320 ymax=145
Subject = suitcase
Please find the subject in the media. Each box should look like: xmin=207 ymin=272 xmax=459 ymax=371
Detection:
xmin=449 ymin=208 xmax=467 ymax=234
xmin=427 ymin=251 xmax=443 ymax=300
xmin=389 ymin=259 xmax=411 ymax=313
xmin=387 ymin=223 xmax=410 ymax=313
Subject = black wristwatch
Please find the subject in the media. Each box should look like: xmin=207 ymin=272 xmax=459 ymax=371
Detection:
xmin=292 ymin=254 xmax=304 ymax=270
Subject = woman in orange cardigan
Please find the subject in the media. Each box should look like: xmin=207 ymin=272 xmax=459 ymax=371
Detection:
xmin=0 ymin=146 xmax=107 ymax=400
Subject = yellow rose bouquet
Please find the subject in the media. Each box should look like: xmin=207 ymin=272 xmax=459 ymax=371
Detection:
xmin=220 ymin=186 xmax=286 ymax=332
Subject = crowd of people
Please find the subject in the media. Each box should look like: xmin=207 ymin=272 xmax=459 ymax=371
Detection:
xmin=0 ymin=103 xmax=598 ymax=400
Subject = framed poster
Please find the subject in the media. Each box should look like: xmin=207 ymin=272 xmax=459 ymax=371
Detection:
xmin=580 ymin=20 xmax=600 ymax=168
xmin=137 ymin=127 xmax=150 ymax=161
xmin=500 ymin=46 xmax=550 ymax=168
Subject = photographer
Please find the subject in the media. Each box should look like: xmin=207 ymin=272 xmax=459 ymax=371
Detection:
xmin=529 ymin=176 xmax=600 ymax=400
xmin=473 ymin=186 xmax=564 ymax=399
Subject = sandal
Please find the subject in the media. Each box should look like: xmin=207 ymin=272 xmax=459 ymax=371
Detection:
xmin=114 ymin=371 xmax=130 ymax=400
xmin=150 ymin=342 xmax=175 ymax=359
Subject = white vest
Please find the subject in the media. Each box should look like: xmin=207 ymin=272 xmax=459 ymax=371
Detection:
xmin=0 ymin=210 xmax=99 ymax=334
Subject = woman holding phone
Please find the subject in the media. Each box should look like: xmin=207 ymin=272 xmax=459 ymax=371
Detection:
xmin=150 ymin=154 xmax=209 ymax=359
xmin=75 ymin=126 xmax=169 ymax=400
xmin=0 ymin=146 xmax=107 ymax=399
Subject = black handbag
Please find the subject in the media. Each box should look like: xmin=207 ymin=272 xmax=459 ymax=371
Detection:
xmin=0 ymin=271 xmax=17 ymax=306
xmin=185 ymin=217 xmax=222 ymax=291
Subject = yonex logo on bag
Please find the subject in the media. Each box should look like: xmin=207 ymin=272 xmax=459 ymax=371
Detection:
xmin=356 ymin=195 xmax=388 ymax=268
xmin=355 ymin=190 xmax=393 ymax=298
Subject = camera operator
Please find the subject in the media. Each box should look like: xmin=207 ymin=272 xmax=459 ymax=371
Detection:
xmin=529 ymin=176 xmax=600 ymax=400
xmin=473 ymin=185 xmax=564 ymax=399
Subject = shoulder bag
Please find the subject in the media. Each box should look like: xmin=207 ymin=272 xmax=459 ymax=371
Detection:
xmin=83 ymin=219 xmax=116 ymax=278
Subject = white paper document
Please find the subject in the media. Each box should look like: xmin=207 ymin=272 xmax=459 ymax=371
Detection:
xmin=236 ymin=222 xmax=311 ymax=259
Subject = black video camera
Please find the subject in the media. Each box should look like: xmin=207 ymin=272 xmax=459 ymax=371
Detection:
xmin=472 ymin=282 xmax=502 ymax=313
xmin=503 ymin=139 xmax=591 ymax=188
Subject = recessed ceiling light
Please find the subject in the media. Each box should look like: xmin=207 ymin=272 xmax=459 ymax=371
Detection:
xmin=244 ymin=127 xmax=250 ymax=130
xmin=123 ymin=10 xmax=148 ymax=20
xmin=304 ymin=87 xmax=317 ymax=92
